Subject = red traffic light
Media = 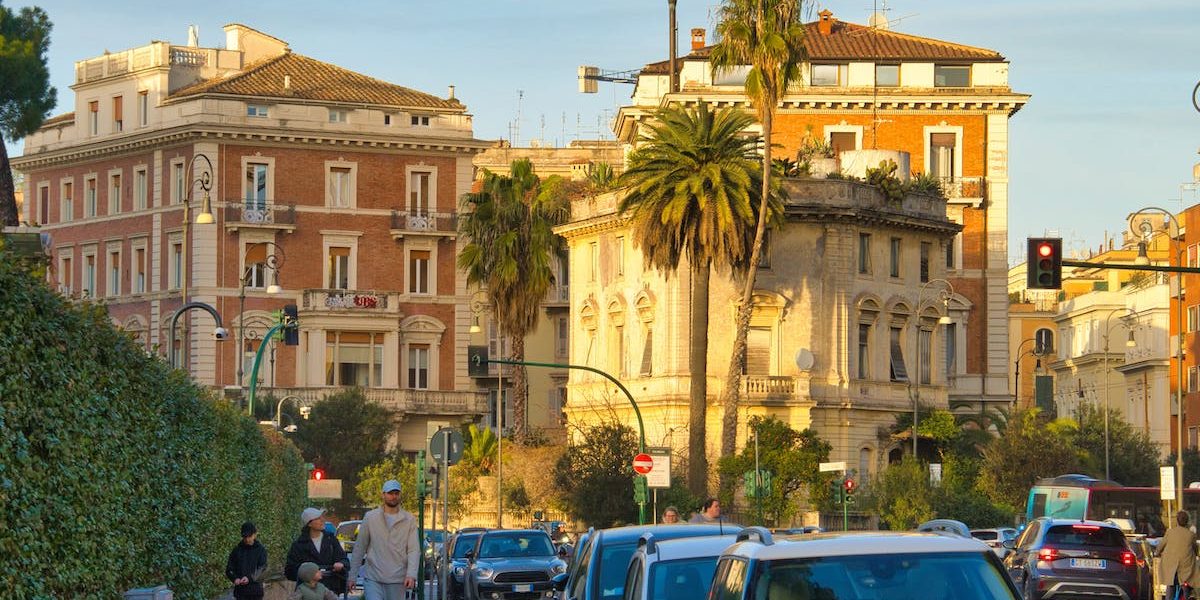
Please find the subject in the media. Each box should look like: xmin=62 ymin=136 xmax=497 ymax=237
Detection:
xmin=843 ymin=478 xmax=857 ymax=493
xmin=1038 ymin=243 xmax=1053 ymax=258
xmin=1026 ymin=238 xmax=1063 ymax=290
xmin=311 ymin=468 xmax=325 ymax=481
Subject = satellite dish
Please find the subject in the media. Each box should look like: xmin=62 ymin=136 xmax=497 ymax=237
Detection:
xmin=794 ymin=348 xmax=815 ymax=371
xmin=867 ymin=12 xmax=890 ymax=30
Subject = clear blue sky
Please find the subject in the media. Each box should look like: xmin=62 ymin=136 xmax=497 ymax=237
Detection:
xmin=8 ymin=0 xmax=1199 ymax=261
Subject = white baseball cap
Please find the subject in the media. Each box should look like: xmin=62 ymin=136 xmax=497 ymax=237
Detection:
xmin=301 ymin=507 xmax=326 ymax=527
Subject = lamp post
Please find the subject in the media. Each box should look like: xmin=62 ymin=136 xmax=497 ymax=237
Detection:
xmin=1131 ymin=206 xmax=1184 ymax=507
xmin=168 ymin=301 xmax=228 ymax=369
xmin=912 ymin=278 xmax=955 ymax=458
xmin=470 ymin=289 xmax=505 ymax=528
xmin=1013 ymin=338 xmax=1038 ymax=408
xmin=273 ymin=394 xmax=305 ymax=431
xmin=1101 ymin=308 xmax=1137 ymax=482
xmin=177 ymin=153 xmax=215 ymax=371
xmin=237 ymin=242 xmax=285 ymax=388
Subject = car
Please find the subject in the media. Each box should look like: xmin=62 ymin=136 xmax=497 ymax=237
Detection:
xmin=557 ymin=522 xmax=742 ymax=600
xmin=336 ymin=519 xmax=362 ymax=553
xmin=441 ymin=528 xmax=488 ymax=600
xmin=710 ymin=526 xmax=1020 ymax=600
xmin=464 ymin=528 xmax=566 ymax=600
xmin=425 ymin=529 xmax=448 ymax=578
xmin=622 ymin=533 xmax=739 ymax=600
xmin=1122 ymin=535 xmax=1155 ymax=600
xmin=1002 ymin=518 xmax=1140 ymax=600
xmin=972 ymin=527 xmax=1019 ymax=559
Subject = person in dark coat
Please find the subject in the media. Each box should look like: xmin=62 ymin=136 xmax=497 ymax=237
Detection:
xmin=285 ymin=508 xmax=349 ymax=594
xmin=226 ymin=521 xmax=268 ymax=599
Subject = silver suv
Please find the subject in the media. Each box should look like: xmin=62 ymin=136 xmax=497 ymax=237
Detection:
xmin=709 ymin=526 xmax=1021 ymax=600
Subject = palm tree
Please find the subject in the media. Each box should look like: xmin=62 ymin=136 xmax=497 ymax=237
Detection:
xmin=618 ymin=102 xmax=771 ymax=496
xmin=710 ymin=0 xmax=808 ymax=468
xmin=459 ymin=158 xmax=575 ymax=441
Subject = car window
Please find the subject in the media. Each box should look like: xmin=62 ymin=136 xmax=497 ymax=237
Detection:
xmin=479 ymin=532 xmax=555 ymax=558
xmin=972 ymin=531 xmax=998 ymax=541
xmin=649 ymin=557 xmax=720 ymax=600
xmin=597 ymin=542 xmax=638 ymax=599
xmin=623 ymin=557 xmax=644 ymax=600
xmin=453 ymin=534 xmax=482 ymax=559
xmin=749 ymin=552 xmax=1018 ymax=600
xmin=709 ymin=558 xmax=747 ymax=600
xmin=568 ymin=536 xmax=596 ymax=600
xmin=1043 ymin=525 xmax=1126 ymax=547
xmin=1016 ymin=522 xmax=1040 ymax=549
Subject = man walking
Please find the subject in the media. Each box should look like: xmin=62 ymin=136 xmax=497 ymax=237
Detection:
xmin=1157 ymin=510 xmax=1196 ymax=600
xmin=349 ymin=479 xmax=420 ymax=600
xmin=689 ymin=498 xmax=721 ymax=524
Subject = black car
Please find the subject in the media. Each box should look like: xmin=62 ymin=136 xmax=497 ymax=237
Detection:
xmin=1003 ymin=518 xmax=1140 ymax=600
xmin=442 ymin=528 xmax=488 ymax=600
xmin=465 ymin=529 xmax=567 ymax=600
xmin=558 ymin=522 xmax=741 ymax=600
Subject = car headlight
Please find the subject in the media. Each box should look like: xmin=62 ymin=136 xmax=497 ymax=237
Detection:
xmin=551 ymin=561 xmax=567 ymax=574
xmin=474 ymin=567 xmax=494 ymax=579
xmin=454 ymin=566 xmax=466 ymax=577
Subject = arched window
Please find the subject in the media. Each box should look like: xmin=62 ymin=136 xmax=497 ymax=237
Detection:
xmin=1035 ymin=328 xmax=1054 ymax=355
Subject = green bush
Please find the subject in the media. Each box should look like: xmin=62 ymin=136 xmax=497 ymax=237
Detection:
xmin=0 ymin=250 xmax=306 ymax=599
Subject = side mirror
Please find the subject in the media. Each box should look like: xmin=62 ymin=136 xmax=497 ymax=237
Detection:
xmin=465 ymin=550 xmax=474 ymax=561
xmin=1001 ymin=539 xmax=1015 ymax=549
xmin=552 ymin=573 xmax=569 ymax=591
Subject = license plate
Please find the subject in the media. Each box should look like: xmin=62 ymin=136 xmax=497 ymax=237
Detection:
xmin=1070 ymin=558 xmax=1106 ymax=569
xmin=513 ymin=584 xmax=533 ymax=592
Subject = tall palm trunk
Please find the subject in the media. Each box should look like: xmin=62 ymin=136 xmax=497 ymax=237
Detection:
xmin=720 ymin=109 xmax=775 ymax=485
xmin=688 ymin=260 xmax=712 ymax=497
xmin=511 ymin=334 xmax=528 ymax=442
xmin=0 ymin=142 xmax=19 ymax=226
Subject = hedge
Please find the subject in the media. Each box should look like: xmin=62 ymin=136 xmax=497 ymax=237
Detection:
xmin=0 ymin=247 xmax=307 ymax=599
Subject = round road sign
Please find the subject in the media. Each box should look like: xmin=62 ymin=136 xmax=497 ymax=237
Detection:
xmin=633 ymin=453 xmax=653 ymax=475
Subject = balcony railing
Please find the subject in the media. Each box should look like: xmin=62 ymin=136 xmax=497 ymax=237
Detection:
xmin=741 ymin=375 xmax=798 ymax=400
xmin=301 ymin=289 xmax=400 ymax=312
xmin=262 ymin=386 xmax=490 ymax=415
xmin=544 ymin=285 xmax=570 ymax=305
xmin=224 ymin=202 xmax=296 ymax=227
xmin=937 ymin=177 xmax=985 ymax=201
xmin=390 ymin=210 xmax=457 ymax=235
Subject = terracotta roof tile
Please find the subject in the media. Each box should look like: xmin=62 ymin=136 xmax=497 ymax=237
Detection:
xmin=170 ymin=52 xmax=463 ymax=111
xmin=42 ymin=112 xmax=75 ymax=126
xmin=642 ymin=19 xmax=1003 ymax=74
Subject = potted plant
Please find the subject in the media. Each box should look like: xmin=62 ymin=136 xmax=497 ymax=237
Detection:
xmin=796 ymin=134 xmax=838 ymax=178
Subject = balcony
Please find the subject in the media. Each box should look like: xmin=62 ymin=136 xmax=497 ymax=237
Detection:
xmin=938 ymin=177 xmax=986 ymax=205
xmin=390 ymin=210 xmax=457 ymax=240
xmin=224 ymin=201 xmax=297 ymax=233
xmin=544 ymin=285 xmax=570 ymax=307
xmin=741 ymin=375 xmax=801 ymax=403
xmin=301 ymin=289 xmax=402 ymax=314
xmin=262 ymin=386 xmax=490 ymax=415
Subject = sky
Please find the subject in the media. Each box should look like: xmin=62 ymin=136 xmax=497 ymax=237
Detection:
xmin=8 ymin=0 xmax=1200 ymax=263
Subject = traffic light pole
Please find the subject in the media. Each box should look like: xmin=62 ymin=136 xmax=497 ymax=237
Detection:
xmin=1061 ymin=260 xmax=1200 ymax=274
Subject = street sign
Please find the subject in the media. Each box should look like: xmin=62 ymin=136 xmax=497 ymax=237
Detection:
xmin=930 ymin=463 xmax=943 ymax=485
xmin=646 ymin=447 xmax=671 ymax=488
xmin=468 ymin=345 xmax=490 ymax=377
xmin=632 ymin=453 xmax=653 ymax=475
xmin=308 ymin=479 xmax=342 ymax=499
xmin=429 ymin=428 xmax=464 ymax=466
xmin=1161 ymin=466 xmax=1176 ymax=500
xmin=819 ymin=461 xmax=846 ymax=473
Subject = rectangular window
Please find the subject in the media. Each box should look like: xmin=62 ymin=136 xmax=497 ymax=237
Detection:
xmin=875 ymin=64 xmax=900 ymax=86
xmin=59 ymin=255 xmax=73 ymax=295
xmin=409 ymin=250 xmax=430 ymax=294
xmin=857 ymin=323 xmax=871 ymax=379
xmin=556 ymin=316 xmax=570 ymax=359
xmin=919 ymin=328 xmax=932 ymax=385
xmin=934 ymin=65 xmax=971 ymax=87
xmin=108 ymin=249 xmax=121 ymax=297
xmin=328 ymin=167 xmax=352 ymax=208
xmin=384 ymin=114 xmax=392 ymax=126
xmin=328 ymin=246 xmax=350 ymax=289
xmin=1190 ymin=244 xmax=1199 ymax=268
xmin=830 ymin=131 xmax=857 ymax=156
xmin=134 ymin=169 xmax=147 ymax=210
xmin=858 ymin=233 xmax=871 ymax=274
xmin=83 ymin=253 xmax=96 ymax=297
xmin=745 ymin=328 xmax=771 ymax=376
xmin=409 ymin=171 xmax=432 ymax=214
xmin=1190 ymin=366 xmax=1198 ymax=394
xmin=889 ymin=326 xmax=908 ymax=382
xmin=84 ymin=178 xmax=97 ymax=217
xmin=246 ymin=104 xmax=268 ymax=117
xmin=408 ymin=345 xmax=430 ymax=390
xmin=134 ymin=247 xmax=146 ymax=293
xmin=639 ymin=327 xmax=653 ymax=376
xmin=889 ymin=237 xmax=901 ymax=278
xmin=38 ymin=185 xmax=48 ymax=225
xmin=611 ymin=324 xmax=626 ymax=377
xmin=411 ymin=115 xmax=430 ymax=127
xmin=112 ymin=95 xmax=123 ymax=132
xmin=329 ymin=109 xmax=348 ymax=123
xmin=946 ymin=238 xmax=956 ymax=269
xmin=88 ymin=101 xmax=99 ymax=135
xmin=325 ymin=331 xmax=384 ymax=387
xmin=244 ymin=242 xmax=268 ymax=289
xmin=615 ymin=236 xmax=625 ymax=276
xmin=589 ymin=242 xmax=598 ymax=282
xmin=930 ymin=133 xmax=956 ymax=179
xmin=170 ymin=242 xmax=183 ymax=290
xmin=172 ymin=162 xmax=185 ymax=205
xmin=1189 ymin=305 xmax=1199 ymax=333
xmin=61 ymin=181 xmax=74 ymax=222
xmin=811 ymin=64 xmax=845 ymax=86
xmin=245 ymin=163 xmax=269 ymax=209
xmin=109 ymin=173 xmax=122 ymax=215
xmin=550 ymin=385 xmax=566 ymax=426
xmin=920 ymin=242 xmax=931 ymax=283
xmin=137 ymin=91 xmax=148 ymax=127
xmin=945 ymin=323 xmax=957 ymax=378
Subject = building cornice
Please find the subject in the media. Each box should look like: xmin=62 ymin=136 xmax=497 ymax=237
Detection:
xmin=555 ymin=212 xmax=630 ymax=240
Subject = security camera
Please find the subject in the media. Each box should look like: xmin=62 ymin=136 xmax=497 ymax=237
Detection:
xmin=283 ymin=424 xmax=298 ymax=433
xmin=213 ymin=327 xmax=230 ymax=340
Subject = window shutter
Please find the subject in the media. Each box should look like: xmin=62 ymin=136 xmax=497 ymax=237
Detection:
xmin=745 ymin=328 xmax=771 ymax=376
xmin=930 ymin=133 xmax=956 ymax=148
xmin=639 ymin=328 xmax=653 ymax=376
xmin=889 ymin=327 xmax=908 ymax=382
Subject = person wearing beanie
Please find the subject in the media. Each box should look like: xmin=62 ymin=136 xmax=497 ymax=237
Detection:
xmin=349 ymin=479 xmax=420 ymax=599
xmin=288 ymin=562 xmax=338 ymax=600
xmin=225 ymin=521 xmax=268 ymax=599
xmin=285 ymin=507 xmax=348 ymax=595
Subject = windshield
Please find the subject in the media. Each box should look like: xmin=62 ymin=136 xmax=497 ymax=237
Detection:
xmin=426 ymin=530 xmax=447 ymax=543
xmin=972 ymin=531 xmax=998 ymax=541
xmin=1043 ymin=525 xmax=1126 ymax=547
xmin=597 ymin=542 xmax=637 ymax=599
xmin=479 ymin=532 xmax=555 ymax=558
xmin=649 ymin=556 xmax=720 ymax=600
xmin=750 ymin=552 xmax=1017 ymax=600
xmin=453 ymin=534 xmax=481 ymax=559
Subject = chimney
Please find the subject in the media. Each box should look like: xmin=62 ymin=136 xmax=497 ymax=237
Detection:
xmin=818 ymin=9 xmax=835 ymax=36
xmin=283 ymin=75 xmax=291 ymax=91
xmin=187 ymin=24 xmax=199 ymax=47
xmin=447 ymin=84 xmax=456 ymax=100
xmin=691 ymin=28 xmax=706 ymax=51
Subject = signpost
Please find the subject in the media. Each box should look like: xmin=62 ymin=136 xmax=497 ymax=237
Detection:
xmin=819 ymin=461 xmax=847 ymax=472
xmin=646 ymin=447 xmax=671 ymax=488
xmin=307 ymin=479 xmax=342 ymax=499
xmin=633 ymin=453 xmax=653 ymax=475
xmin=1161 ymin=466 xmax=1176 ymax=501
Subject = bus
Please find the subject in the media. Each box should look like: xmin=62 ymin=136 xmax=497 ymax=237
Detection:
xmin=1024 ymin=474 xmax=1187 ymax=537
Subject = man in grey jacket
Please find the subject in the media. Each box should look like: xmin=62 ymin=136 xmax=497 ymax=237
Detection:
xmin=349 ymin=479 xmax=420 ymax=600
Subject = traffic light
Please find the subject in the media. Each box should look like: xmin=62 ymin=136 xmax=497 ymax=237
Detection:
xmin=311 ymin=467 xmax=325 ymax=481
xmin=843 ymin=477 xmax=857 ymax=497
xmin=830 ymin=478 xmax=844 ymax=504
xmin=282 ymin=304 xmax=300 ymax=346
xmin=1026 ymin=238 xmax=1063 ymax=290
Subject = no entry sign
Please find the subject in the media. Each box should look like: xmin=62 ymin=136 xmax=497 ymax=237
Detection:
xmin=633 ymin=453 xmax=653 ymax=475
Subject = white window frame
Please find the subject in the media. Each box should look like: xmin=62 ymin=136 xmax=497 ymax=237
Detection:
xmin=106 ymin=244 xmax=122 ymax=297
xmin=810 ymin=63 xmax=847 ymax=87
xmin=325 ymin=160 xmax=358 ymax=209
xmin=824 ymin=125 xmax=863 ymax=154
xmin=81 ymin=246 xmax=98 ymax=298
xmin=131 ymin=238 xmax=148 ymax=294
xmin=133 ymin=166 xmax=148 ymax=211
xmin=168 ymin=233 xmax=183 ymax=291
xmin=57 ymin=247 xmax=74 ymax=295
xmin=615 ymin=236 xmax=625 ymax=278
xmin=60 ymin=178 xmax=74 ymax=222
xmin=407 ymin=345 xmax=431 ymax=390
xmin=170 ymin=159 xmax=186 ymax=205
xmin=112 ymin=95 xmax=123 ymax=132
xmin=241 ymin=156 xmax=275 ymax=209
xmin=875 ymin=63 xmax=901 ymax=86
xmin=246 ymin=104 xmax=269 ymax=118
xmin=934 ymin=64 xmax=971 ymax=88
xmin=322 ymin=232 xmax=361 ymax=291
xmin=328 ymin=108 xmax=349 ymax=123
xmin=406 ymin=242 xmax=437 ymax=296
xmin=923 ymin=125 xmax=964 ymax=180
xmin=239 ymin=234 xmax=277 ymax=291
xmin=84 ymin=175 xmax=98 ymax=218
xmin=88 ymin=100 xmax=99 ymax=135
xmin=108 ymin=168 xmax=123 ymax=215
xmin=411 ymin=114 xmax=431 ymax=127
xmin=36 ymin=181 xmax=49 ymax=226
xmin=137 ymin=91 xmax=149 ymax=127
xmin=401 ymin=315 xmax=446 ymax=390
xmin=406 ymin=166 xmax=437 ymax=215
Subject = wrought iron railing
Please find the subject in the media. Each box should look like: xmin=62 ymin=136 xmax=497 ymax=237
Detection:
xmin=937 ymin=176 xmax=985 ymax=200
xmin=224 ymin=202 xmax=296 ymax=226
xmin=262 ymin=386 xmax=489 ymax=414
xmin=391 ymin=210 xmax=457 ymax=233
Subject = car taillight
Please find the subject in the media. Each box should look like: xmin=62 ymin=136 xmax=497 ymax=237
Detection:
xmin=1122 ymin=551 xmax=1136 ymax=566
xmin=1038 ymin=548 xmax=1058 ymax=562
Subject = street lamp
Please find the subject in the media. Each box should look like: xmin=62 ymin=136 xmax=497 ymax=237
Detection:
xmin=237 ymin=242 xmax=286 ymax=388
xmin=180 ymin=153 xmax=216 ymax=304
xmin=1131 ymin=206 xmax=1184 ymax=507
xmin=168 ymin=301 xmax=228 ymax=369
xmin=912 ymin=278 xmax=955 ymax=458
xmin=1013 ymin=338 xmax=1044 ymax=409
xmin=469 ymin=288 xmax=505 ymax=527
xmin=1101 ymin=307 xmax=1138 ymax=481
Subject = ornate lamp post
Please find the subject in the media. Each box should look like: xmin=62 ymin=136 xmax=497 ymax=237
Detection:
xmin=175 ymin=153 xmax=216 ymax=371
xmin=912 ymin=278 xmax=955 ymax=458
xmin=236 ymin=242 xmax=285 ymax=388
xmin=1101 ymin=307 xmax=1137 ymax=481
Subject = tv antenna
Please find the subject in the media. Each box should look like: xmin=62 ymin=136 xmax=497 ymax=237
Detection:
xmin=578 ymin=66 xmax=639 ymax=93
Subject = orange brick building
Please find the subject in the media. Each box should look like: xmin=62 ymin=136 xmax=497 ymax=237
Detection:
xmin=14 ymin=25 xmax=489 ymax=451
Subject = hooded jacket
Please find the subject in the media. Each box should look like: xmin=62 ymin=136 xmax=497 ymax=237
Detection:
xmin=225 ymin=539 xmax=268 ymax=599
xmin=285 ymin=527 xmax=349 ymax=592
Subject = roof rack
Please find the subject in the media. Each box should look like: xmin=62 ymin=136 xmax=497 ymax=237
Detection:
xmin=735 ymin=526 xmax=775 ymax=546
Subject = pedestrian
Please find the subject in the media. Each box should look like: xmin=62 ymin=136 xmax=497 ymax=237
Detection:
xmin=551 ymin=523 xmax=572 ymax=545
xmin=285 ymin=507 xmax=349 ymax=595
xmin=689 ymin=498 xmax=721 ymax=524
xmin=226 ymin=521 xmax=268 ymax=600
xmin=661 ymin=506 xmax=680 ymax=524
xmin=288 ymin=562 xmax=339 ymax=600
xmin=1156 ymin=510 xmax=1197 ymax=600
xmin=349 ymin=479 xmax=420 ymax=600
